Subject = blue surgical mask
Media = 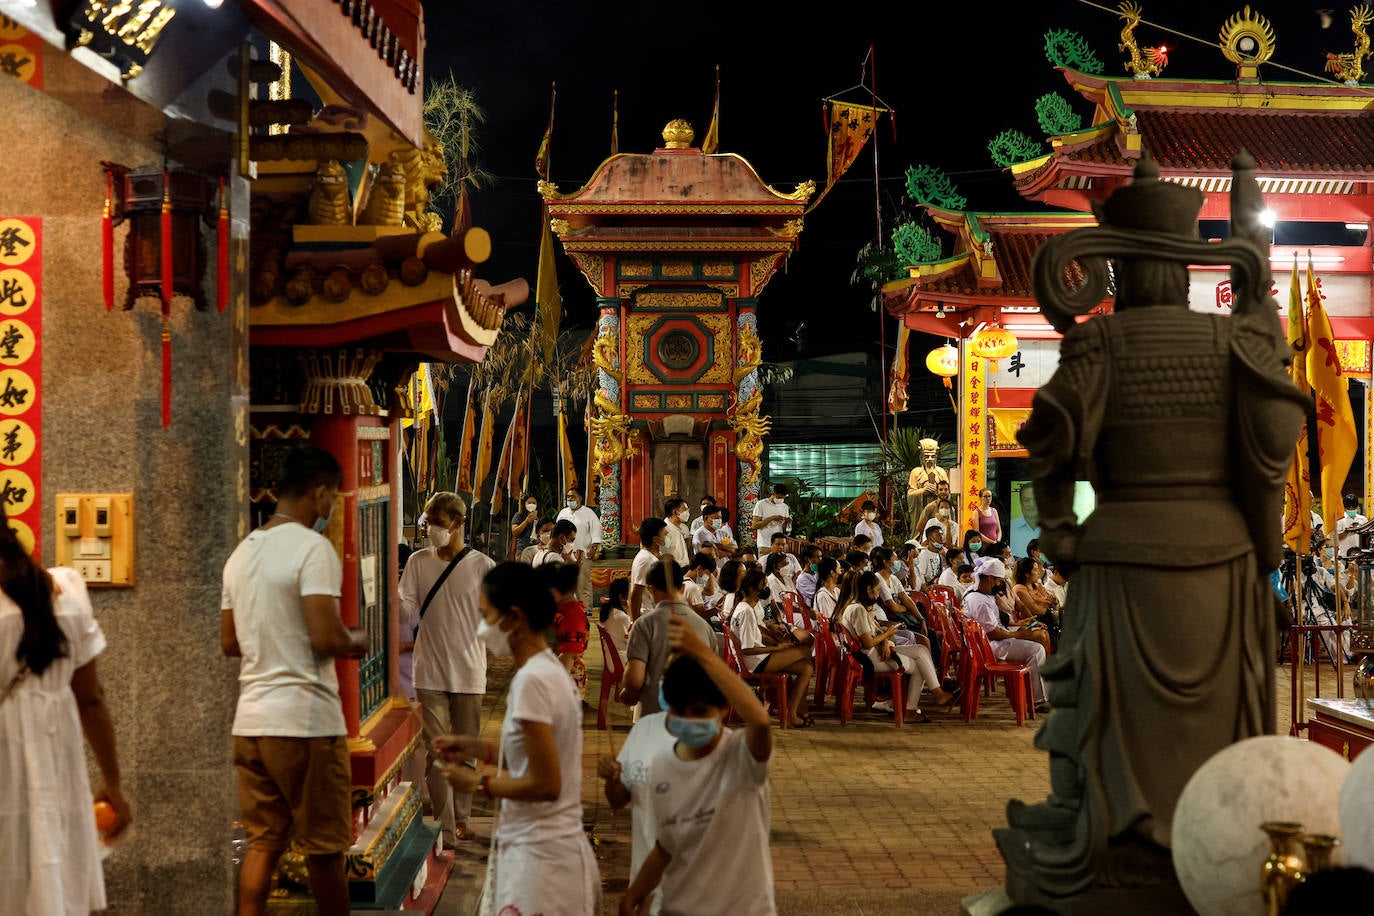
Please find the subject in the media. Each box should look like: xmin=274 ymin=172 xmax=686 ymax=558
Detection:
xmin=665 ymin=715 xmax=720 ymax=749
xmin=313 ymin=515 xmax=330 ymax=533
xmin=1347 ymin=510 xmax=1358 ymax=518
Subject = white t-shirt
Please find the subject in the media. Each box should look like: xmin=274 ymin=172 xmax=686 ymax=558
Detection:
xmin=915 ymin=547 xmax=943 ymax=587
xmin=682 ymin=579 xmax=705 ymax=612
xmin=692 ymin=524 xmax=723 ymax=551
xmin=602 ymin=607 xmax=632 ymax=662
xmin=938 ymin=567 xmax=971 ymax=598
xmin=1337 ymin=513 xmax=1367 ymax=556
xmin=401 ymin=547 xmax=496 ymax=694
xmin=763 ymin=551 xmax=801 ymax=590
xmin=556 ymin=504 xmax=603 ymax=552
xmin=530 ymin=546 xmax=573 ymax=566
xmin=663 ymin=521 xmax=691 ymax=566
xmin=813 ymin=586 xmax=838 ymax=621
xmin=616 ymin=713 xmax=676 ymax=915
xmin=631 ymin=548 xmax=658 ymax=589
xmin=222 ymin=523 xmax=346 ymax=737
xmin=853 ymin=519 xmax=884 ymax=548
xmin=650 ymin=728 xmax=774 ymax=915
xmin=497 ymin=649 xmax=585 ymax=844
xmin=752 ymin=497 xmax=791 ymax=544
xmin=730 ymin=600 xmax=766 ymax=652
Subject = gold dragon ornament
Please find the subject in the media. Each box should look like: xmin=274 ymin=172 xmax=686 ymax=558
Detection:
xmin=1118 ymin=2 xmax=1169 ymax=78
xmin=1326 ymin=4 xmax=1373 ymax=84
xmin=390 ymin=132 xmax=448 ymax=233
xmin=590 ymin=389 xmax=633 ymax=474
xmin=308 ymin=160 xmax=351 ymax=226
xmin=729 ymin=389 xmax=772 ymax=487
xmin=359 ymin=160 xmax=408 ymax=226
xmin=735 ymin=321 xmax=763 ymax=384
xmin=592 ymin=325 xmax=623 ymax=384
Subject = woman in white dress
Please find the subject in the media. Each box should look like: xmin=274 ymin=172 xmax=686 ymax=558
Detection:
xmin=435 ymin=562 xmax=599 ymax=916
xmin=0 ymin=514 xmax=130 ymax=915
xmin=811 ymin=558 xmax=841 ymax=624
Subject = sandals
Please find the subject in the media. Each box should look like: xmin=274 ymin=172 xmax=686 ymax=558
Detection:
xmin=790 ymin=715 xmax=816 ymax=728
xmin=903 ymin=709 xmax=932 ymax=723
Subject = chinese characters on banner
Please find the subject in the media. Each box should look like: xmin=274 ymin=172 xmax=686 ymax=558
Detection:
xmin=960 ymin=343 xmax=987 ymax=533
xmin=0 ymin=217 xmax=41 ymax=558
xmin=0 ymin=15 xmax=45 ymax=88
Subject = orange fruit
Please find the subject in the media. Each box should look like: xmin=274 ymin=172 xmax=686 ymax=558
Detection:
xmin=94 ymin=800 xmax=117 ymax=833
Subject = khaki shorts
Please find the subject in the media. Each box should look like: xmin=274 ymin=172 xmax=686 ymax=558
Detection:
xmin=232 ymin=735 xmax=354 ymax=854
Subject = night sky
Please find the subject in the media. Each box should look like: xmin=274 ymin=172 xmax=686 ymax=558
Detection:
xmin=422 ymin=0 xmax=1334 ymax=371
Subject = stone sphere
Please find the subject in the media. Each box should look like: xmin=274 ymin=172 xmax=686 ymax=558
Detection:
xmin=1172 ymin=735 xmax=1349 ymax=916
xmin=1340 ymin=747 xmax=1374 ymax=870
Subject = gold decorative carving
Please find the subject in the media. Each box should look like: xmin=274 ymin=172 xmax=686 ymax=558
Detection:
xmin=621 ymin=260 xmax=654 ymax=278
xmin=749 ymin=254 xmax=785 ymax=294
xmin=695 ymin=314 xmax=732 ymax=383
xmin=359 ymin=160 xmax=407 ymax=227
xmin=729 ymin=389 xmax=772 ymax=487
xmin=308 ymin=160 xmax=351 ymax=226
xmin=735 ymin=320 xmax=763 ymax=384
xmin=591 ymin=389 xmax=634 ymax=472
xmin=666 ymin=394 xmax=693 ymax=409
xmin=297 ymin=349 xmax=384 ymax=415
xmin=593 ymin=323 xmax=623 ymax=384
xmin=660 ymin=261 xmax=695 ymax=277
xmin=625 ymin=313 xmax=732 ymax=384
xmin=537 ymin=179 xmax=559 ymax=198
xmin=699 ymin=394 xmax=726 ymax=409
xmin=391 ymin=135 xmax=447 ymax=232
xmin=633 ymin=291 xmax=723 ymax=311
xmin=633 ymin=394 xmax=660 ymax=410
xmin=551 ymin=203 xmax=804 ymax=215
xmin=550 ymin=218 xmax=572 ymax=237
xmin=768 ymin=218 xmax=805 ymax=237
xmin=568 ymin=252 xmax=606 ymax=293
xmin=662 ymin=119 xmax=695 ymax=148
xmin=702 ymin=261 xmax=736 ymax=277
xmin=567 ymin=240 xmax=795 ymax=252
xmin=1219 ymin=5 xmax=1276 ymax=68
xmin=1325 ymin=4 xmax=1373 ymax=83
xmin=1117 ymin=2 xmax=1168 ymax=78
xmin=770 ymin=180 xmax=817 ymax=202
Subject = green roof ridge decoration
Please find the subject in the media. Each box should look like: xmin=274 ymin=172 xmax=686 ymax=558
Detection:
xmin=892 ymin=222 xmax=942 ymax=266
xmin=988 ymin=129 xmax=1044 ymax=168
xmin=904 ymin=164 xmax=966 ymax=211
xmin=1036 ymin=92 xmax=1082 ymax=137
xmin=1043 ymin=28 xmax=1104 ymax=75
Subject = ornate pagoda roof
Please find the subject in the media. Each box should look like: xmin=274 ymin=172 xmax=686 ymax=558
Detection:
xmin=539 ymin=120 xmax=814 ymax=255
xmin=1014 ymin=68 xmax=1374 ymax=205
xmin=881 ymin=209 xmax=1105 ymax=335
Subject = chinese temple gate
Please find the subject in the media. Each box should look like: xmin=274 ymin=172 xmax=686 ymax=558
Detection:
xmin=541 ymin=119 xmax=813 ymax=546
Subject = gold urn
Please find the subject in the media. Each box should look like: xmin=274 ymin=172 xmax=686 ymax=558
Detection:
xmin=662 ymin=119 xmax=695 ymax=149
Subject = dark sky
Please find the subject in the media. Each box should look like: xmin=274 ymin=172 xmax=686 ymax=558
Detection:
xmin=423 ymin=1 xmax=1333 ymax=362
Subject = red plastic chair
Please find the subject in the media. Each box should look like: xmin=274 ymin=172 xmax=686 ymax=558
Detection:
xmin=721 ymin=625 xmax=791 ymax=729
xmin=834 ymin=622 xmax=905 ymax=727
xmin=595 ymin=624 xmax=625 ymax=731
xmin=961 ymin=617 xmax=1034 ymax=727
xmin=812 ymin=614 xmax=840 ymax=708
xmin=914 ymin=589 xmax=962 ymax=683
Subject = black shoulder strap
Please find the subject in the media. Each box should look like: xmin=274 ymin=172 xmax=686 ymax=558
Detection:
xmin=418 ymin=547 xmax=472 ymax=625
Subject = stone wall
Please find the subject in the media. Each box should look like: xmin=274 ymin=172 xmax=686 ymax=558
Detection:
xmin=1 ymin=55 xmax=246 ymax=913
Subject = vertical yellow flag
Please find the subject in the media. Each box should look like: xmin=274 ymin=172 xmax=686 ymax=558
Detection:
xmin=535 ymin=214 xmax=561 ymax=364
xmin=1305 ymin=258 xmax=1357 ymax=541
xmin=702 ymin=65 xmax=720 ymax=154
xmin=558 ymin=403 xmax=578 ymax=495
xmin=454 ymin=374 xmax=477 ymax=493
xmin=1283 ymin=257 xmax=1313 ymax=552
xmin=472 ymin=387 xmax=498 ymax=495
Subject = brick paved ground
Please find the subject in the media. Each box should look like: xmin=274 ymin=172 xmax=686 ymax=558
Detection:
xmin=430 ymin=627 xmax=1330 ymax=916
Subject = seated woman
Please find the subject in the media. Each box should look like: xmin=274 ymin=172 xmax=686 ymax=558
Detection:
xmin=936 ymin=548 xmax=968 ymax=595
xmin=1011 ymin=557 xmax=1058 ymax=653
xmin=838 ymin=571 xmax=956 ymax=721
xmin=728 ymin=569 xmax=815 ymax=727
xmin=872 ymin=546 xmax=942 ymax=663
xmin=811 ymin=557 xmax=841 ymax=624
xmin=763 ymin=552 xmax=801 ymax=627
xmin=714 ymin=559 xmax=744 ymax=631
xmin=598 ymin=577 xmax=632 ymax=665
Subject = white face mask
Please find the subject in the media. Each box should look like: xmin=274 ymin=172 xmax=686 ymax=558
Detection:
xmin=538 ymin=531 xmax=552 ymax=544
xmin=865 ymin=512 xmax=876 ymax=521
xmin=566 ymin=497 xmax=579 ymax=508
xmin=711 ymin=518 xmax=722 ymax=530
xmin=477 ymin=618 xmax=512 ymax=656
xmin=678 ymin=509 xmax=690 ymax=523
xmin=695 ymin=575 xmax=709 ymax=586
xmin=429 ymin=526 xmax=452 ymax=549
xmin=525 ymin=502 xmax=537 ymax=512
xmin=938 ymin=508 xmax=949 ymax=518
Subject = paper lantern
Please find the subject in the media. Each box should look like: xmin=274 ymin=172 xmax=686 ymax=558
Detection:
xmin=926 ymin=343 xmax=959 ymax=411
xmin=972 ymin=325 xmax=1018 ymax=403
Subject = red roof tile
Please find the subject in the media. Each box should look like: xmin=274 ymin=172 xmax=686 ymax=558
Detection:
xmin=1135 ymin=110 xmax=1374 ymax=174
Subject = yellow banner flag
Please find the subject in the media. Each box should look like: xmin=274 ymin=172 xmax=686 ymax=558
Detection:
xmin=1282 ymin=257 xmax=1313 ymax=552
xmin=454 ymin=374 xmax=477 ymax=493
xmin=535 ymin=213 xmax=561 ymax=364
xmin=558 ymin=403 xmax=578 ymax=495
xmin=1305 ymin=258 xmax=1357 ymax=542
xmin=472 ymin=387 xmax=498 ymax=495
xmin=808 ymin=100 xmax=884 ymax=212
xmin=887 ymin=323 xmax=911 ymax=414
xmin=702 ymin=66 xmax=720 ymax=155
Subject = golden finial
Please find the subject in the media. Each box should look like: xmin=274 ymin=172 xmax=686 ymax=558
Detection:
xmin=662 ymin=119 xmax=696 ymax=149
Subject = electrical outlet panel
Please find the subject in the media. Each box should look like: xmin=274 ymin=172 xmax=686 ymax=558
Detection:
xmin=53 ymin=494 xmax=133 ymax=587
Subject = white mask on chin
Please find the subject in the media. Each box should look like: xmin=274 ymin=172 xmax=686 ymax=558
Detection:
xmin=477 ymin=618 xmax=512 ymax=656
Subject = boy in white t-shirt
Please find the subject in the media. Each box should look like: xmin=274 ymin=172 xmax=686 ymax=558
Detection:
xmin=597 ymin=712 xmax=675 ymax=915
xmin=620 ymin=614 xmax=776 ymax=916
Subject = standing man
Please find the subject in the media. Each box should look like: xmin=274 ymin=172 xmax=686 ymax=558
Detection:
xmin=629 ymin=517 xmax=668 ymax=621
xmin=915 ymin=480 xmax=956 ymax=546
xmin=690 ymin=495 xmax=716 ymax=535
xmin=663 ymin=498 xmax=691 ymax=566
xmin=400 ymin=491 xmax=495 ymax=849
xmin=853 ymin=499 xmax=885 ymax=549
xmin=221 ymin=445 xmax=368 ymax=916
xmin=557 ymin=486 xmax=602 ymax=610
xmin=1337 ymin=493 xmax=1367 ymax=558
xmin=751 ymin=483 xmax=792 ymax=548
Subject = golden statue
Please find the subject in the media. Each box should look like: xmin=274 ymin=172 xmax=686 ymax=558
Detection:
xmin=1118 ymin=2 xmax=1168 ymax=78
xmin=359 ymin=160 xmax=407 ymax=227
xmin=391 ymin=132 xmax=448 ymax=232
xmin=906 ymin=437 xmax=949 ymax=520
xmin=590 ymin=388 xmax=632 ymax=473
xmin=1325 ymin=4 xmax=1373 ymax=84
xmin=307 ymin=160 xmax=351 ymax=226
xmin=729 ymin=389 xmax=772 ymax=487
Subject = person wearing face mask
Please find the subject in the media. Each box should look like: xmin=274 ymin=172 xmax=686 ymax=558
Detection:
xmin=556 ymin=488 xmax=603 ymax=610
xmin=853 ymin=499 xmax=885 ymax=549
xmin=962 ymin=529 xmax=986 ymax=560
xmin=629 ymin=518 xmax=669 ymax=621
xmin=689 ymin=495 xmax=716 ymax=535
xmin=729 ymin=568 xmax=814 ymax=728
xmin=915 ymin=491 xmax=956 ymax=547
xmin=620 ymin=618 xmax=776 ymax=916
xmin=683 ymin=552 xmax=719 ymax=619
xmin=519 ymin=517 xmax=556 ymax=564
xmin=794 ymin=545 xmax=822 ymax=607
xmin=510 ymin=493 xmax=541 ymax=559
xmin=691 ymin=504 xmax=725 ymax=554
xmin=1336 ymin=493 xmax=1368 ymax=559
xmin=621 ymin=559 xmax=720 ymax=716
xmin=221 ymin=445 xmax=368 ymax=915
xmin=398 ymin=491 xmax=496 ymax=848
xmin=765 ymin=532 xmax=802 ymax=592
xmin=434 ymin=563 xmax=600 ymax=916
xmin=915 ymin=519 xmax=947 ymax=588
xmin=661 ymin=498 xmax=691 ymax=566
xmin=750 ymin=483 xmax=792 ymax=548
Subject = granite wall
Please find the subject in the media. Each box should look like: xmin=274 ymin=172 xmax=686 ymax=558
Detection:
xmin=1 ymin=55 xmax=247 ymax=913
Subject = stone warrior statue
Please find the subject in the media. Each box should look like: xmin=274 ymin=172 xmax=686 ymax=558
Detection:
xmin=906 ymin=437 xmax=949 ymax=521
xmin=996 ymin=151 xmax=1307 ymax=912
